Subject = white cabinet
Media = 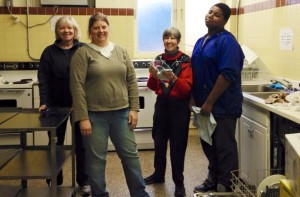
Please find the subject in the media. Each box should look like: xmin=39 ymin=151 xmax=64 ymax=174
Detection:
xmin=235 ymin=120 xmax=241 ymax=169
xmin=239 ymin=102 xmax=270 ymax=185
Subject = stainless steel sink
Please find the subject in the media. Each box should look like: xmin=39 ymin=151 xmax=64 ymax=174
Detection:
xmin=242 ymin=84 xmax=283 ymax=92
xmin=242 ymin=84 xmax=285 ymax=100
xmin=246 ymin=92 xmax=281 ymax=99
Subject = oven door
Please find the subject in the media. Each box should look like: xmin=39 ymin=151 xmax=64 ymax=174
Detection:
xmin=137 ymin=86 xmax=156 ymax=128
xmin=0 ymin=89 xmax=32 ymax=108
xmin=107 ymin=86 xmax=156 ymax=151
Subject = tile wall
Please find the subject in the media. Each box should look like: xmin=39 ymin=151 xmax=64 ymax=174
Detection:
xmin=0 ymin=0 xmax=135 ymax=61
xmin=229 ymin=0 xmax=300 ymax=81
xmin=0 ymin=0 xmax=299 ymax=81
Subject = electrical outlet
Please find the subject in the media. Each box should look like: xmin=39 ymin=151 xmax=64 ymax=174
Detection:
xmin=5 ymin=0 xmax=13 ymax=7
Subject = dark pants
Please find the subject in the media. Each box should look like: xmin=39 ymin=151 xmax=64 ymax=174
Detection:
xmin=201 ymin=118 xmax=238 ymax=188
xmin=48 ymin=117 xmax=89 ymax=186
xmin=152 ymin=96 xmax=190 ymax=187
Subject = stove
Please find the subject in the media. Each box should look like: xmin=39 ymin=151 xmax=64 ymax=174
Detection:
xmin=0 ymin=62 xmax=39 ymax=89
xmin=133 ymin=59 xmax=152 ymax=87
xmin=108 ymin=59 xmax=156 ymax=150
xmin=133 ymin=60 xmax=155 ymax=149
xmin=0 ymin=62 xmax=38 ymax=146
xmin=0 ymin=78 xmax=36 ymax=89
xmin=0 ymin=63 xmax=38 ymax=107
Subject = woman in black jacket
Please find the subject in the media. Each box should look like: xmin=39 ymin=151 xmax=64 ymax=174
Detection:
xmin=38 ymin=16 xmax=90 ymax=196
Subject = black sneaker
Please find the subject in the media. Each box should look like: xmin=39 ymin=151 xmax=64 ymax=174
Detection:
xmin=194 ymin=179 xmax=217 ymax=193
xmin=175 ymin=186 xmax=186 ymax=197
xmin=144 ymin=174 xmax=165 ymax=185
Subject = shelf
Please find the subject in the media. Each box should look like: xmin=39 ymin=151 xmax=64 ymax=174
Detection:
xmin=0 ymin=148 xmax=21 ymax=169
xmin=17 ymin=186 xmax=74 ymax=197
xmin=0 ymin=108 xmax=71 ymax=133
xmin=0 ymin=148 xmax=71 ymax=179
xmin=0 ymin=184 xmax=22 ymax=197
xmin=0 ymin=108 xmax=74 ymax=197
xmin=0 ymin=111 xmax=20 ymax=124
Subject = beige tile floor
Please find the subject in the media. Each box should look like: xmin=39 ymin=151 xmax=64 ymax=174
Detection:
xmin=0 ymin=130 xmax=209 ymax=197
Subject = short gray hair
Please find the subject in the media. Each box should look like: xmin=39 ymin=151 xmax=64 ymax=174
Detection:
xmin=55 ymin=16 xmax=81 ymax=40
xmin=162 ymin=27 xmax=181 ymax=42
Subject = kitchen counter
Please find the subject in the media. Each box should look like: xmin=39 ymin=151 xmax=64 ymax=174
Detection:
xmin=243 ymin=92 xmax=300 ymax=124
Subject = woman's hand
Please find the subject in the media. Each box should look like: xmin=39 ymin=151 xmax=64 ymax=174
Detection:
xmin=149 ymin=65 xmax=158 ymax=77
xmin=128 ymin=110 xmax=138 ymax=131
xmin=38 ymin=104 xmax=47 ymax=112
xmin=80 ymin=119 xmax=92 ymax=136
xmin=163 ymin=70 xmax=177 ymax=82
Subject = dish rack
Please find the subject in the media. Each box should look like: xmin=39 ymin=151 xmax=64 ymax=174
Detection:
xmin=231 ymin=169 xmax=283 ymax=197
xmin=194 ymin=169 xmax=283 ymax=197
xmin=242 ymin=68 xmax=269 ymax=82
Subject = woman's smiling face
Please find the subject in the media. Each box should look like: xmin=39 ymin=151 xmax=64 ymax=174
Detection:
xmin=57 ymin=23 xmax=75 ymax=42
xmin=90 ymin=19 xmax=109 ymax=46
xmin=163 ymin=35 xmax=179 ymax=53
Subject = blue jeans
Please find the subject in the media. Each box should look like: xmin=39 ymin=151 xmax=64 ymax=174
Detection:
xmin=84 ymin=108 xmax=149 ymax=197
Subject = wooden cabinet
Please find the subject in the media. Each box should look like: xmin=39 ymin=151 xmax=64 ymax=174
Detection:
xmin=239 ymin=102 xmax=270 ymax=185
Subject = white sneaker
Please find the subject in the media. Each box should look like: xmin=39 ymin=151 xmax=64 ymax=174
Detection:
xmin=79 ymin=185 xmax=91 ymax=196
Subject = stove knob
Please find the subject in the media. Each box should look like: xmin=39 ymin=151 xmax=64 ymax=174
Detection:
xmin=147 ymin=61 xmax=152 ymax=68
xmin=28 ymin=63 xmax=34 ymax=69
xmin=133 ymin=62 xmax=139 ymax=68
xmin=19 ymin=63 xmax=25 ymax=69
xmin=12 ymin=63 xmax=18 ymax=70
xmin=142 ymin=62 xmax=146 ymax=68
xmin=33 ymin=63 xmax=39 ymax=69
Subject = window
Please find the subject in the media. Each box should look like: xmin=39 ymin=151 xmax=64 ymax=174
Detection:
xmin=135 ymin=0 xmax=220 ymax=58
xmin=137 ymin=0 xmax=172 ymax=52
xmin=184 ymin=0 xmax=219 ymax=52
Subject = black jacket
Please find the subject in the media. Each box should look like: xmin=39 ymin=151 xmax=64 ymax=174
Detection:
xmin=38 ymin=40 xmax=84 ymax=107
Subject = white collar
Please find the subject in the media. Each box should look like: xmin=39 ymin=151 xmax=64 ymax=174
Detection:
xmin=88 ymin=42 xmax=115 ymax=58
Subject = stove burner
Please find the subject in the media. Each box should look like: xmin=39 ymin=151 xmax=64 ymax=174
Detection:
xmin=13 ymin=78 xmax=33 ymax=84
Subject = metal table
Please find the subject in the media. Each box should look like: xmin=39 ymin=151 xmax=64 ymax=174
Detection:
xmin=0 ymin=108 xmax=75 ymax=197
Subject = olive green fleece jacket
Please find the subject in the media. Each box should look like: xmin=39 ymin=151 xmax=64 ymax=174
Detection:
xmin=70 ymin=44 xmax=139 ymax=122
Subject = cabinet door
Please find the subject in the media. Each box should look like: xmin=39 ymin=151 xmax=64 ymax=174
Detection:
xmin=240 ymin=115 xmax=254 ymax=183
xmin=236 ymin=120 xmax=241 ymax=169
xmin=240 ymin=115 xmax=268 ymax=186
xmin=252 ymin=118 xmax=268 ymax=184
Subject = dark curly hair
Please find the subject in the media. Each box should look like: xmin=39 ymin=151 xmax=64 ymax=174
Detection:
xmin=214 ymin=3 xmax=231 ymax=22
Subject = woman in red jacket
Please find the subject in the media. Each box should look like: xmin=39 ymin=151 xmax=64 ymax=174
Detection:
xmin=144 ymin=27 xmax=193 ymax=197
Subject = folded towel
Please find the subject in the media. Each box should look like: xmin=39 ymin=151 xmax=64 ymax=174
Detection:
xmin=272 ymin=91 xmax=300 ymax=111
xmin=192 ymin=106 xmax=217 ymax=145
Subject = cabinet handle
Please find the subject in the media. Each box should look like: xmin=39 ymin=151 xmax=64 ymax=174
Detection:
xmin=248 ymin=127 xmax=254 ymax=137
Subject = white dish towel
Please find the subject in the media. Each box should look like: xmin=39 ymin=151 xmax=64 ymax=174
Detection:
xmin=192 ymin=106 xmax=217 ymax=145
